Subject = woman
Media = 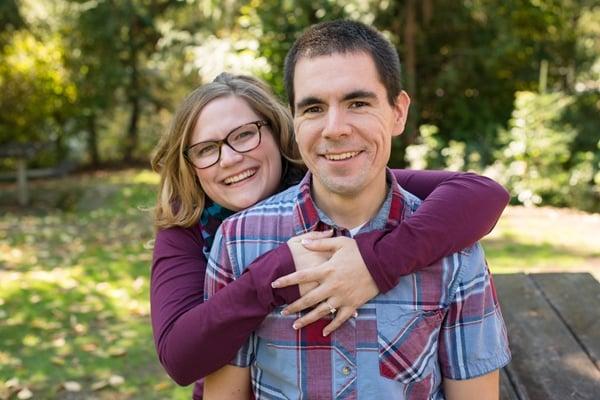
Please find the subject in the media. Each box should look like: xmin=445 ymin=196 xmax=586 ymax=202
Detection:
xmin=150 ymin=73 xmax=509 ymax=399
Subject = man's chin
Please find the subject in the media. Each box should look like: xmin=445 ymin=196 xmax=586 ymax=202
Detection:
xmin=320 ymin=179 xmax=364 ymax=197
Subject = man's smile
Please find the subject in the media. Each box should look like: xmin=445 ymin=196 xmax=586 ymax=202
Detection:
xmin=323 ymin=151 xmax=361 ymax=161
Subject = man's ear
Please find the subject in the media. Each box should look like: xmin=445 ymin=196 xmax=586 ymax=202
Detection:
xmin=391 ymin=91 xmax=411 ymax=137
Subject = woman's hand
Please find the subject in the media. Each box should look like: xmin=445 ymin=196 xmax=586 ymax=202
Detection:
xmin=284 ymin=230 xmax=334 ymax=296
xmin=272 ymin=234 xmax=380 ymax=336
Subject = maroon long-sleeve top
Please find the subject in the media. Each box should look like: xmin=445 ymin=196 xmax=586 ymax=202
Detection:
xmin=150 ymin=169 xmax=509 ymax=394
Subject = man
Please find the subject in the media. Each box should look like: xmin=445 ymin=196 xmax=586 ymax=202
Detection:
xmin=204 ymin=20 xmax=510 ymax=399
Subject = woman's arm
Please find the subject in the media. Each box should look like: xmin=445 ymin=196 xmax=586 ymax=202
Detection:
xmin=151 ymin=225 xmax=299 ymax=385
xmin=273 ymin=170 xmax=510 ymax=333
xmin=359 ymin=169 xmax=509 ymax=292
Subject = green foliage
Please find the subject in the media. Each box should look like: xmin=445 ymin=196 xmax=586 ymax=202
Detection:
xmin=0 ymin=0 xmax=24 ymax=37
xmin=490 ymin=91 xmax=599 ymax=211
xmin=247 ymin=0 xmax=352 ymax=98
xmin=0 ymin=0 xmax=598 ymax=210
xmin=0 ymin=31 xmax=76 ymax=148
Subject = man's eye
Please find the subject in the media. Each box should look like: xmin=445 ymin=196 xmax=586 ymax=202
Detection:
xmin=303 ymin=106 xmax=322 ymax=114
xmin=350 ymin=101 xmax=368 ymax=108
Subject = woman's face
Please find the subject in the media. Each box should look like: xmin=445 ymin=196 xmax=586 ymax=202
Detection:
xmin=190 ymin=95 xmax=282 ymax=211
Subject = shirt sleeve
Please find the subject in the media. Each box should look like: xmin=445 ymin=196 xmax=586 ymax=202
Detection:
xmin=355 ymin=169 xmax=510 ymax=292
xmin=437 ymin=243 xmax=511 ymax=379
xmin=150 ymin=224 xmax=298 ymax=385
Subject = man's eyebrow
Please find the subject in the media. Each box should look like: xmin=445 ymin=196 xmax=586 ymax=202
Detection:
xmin=295 ymin=96 xmax=323 ymax=111
xmin=342 ymin=90 xmax=377 ymax=102
xmin=295 ymin=90 xmax=377 ymax=111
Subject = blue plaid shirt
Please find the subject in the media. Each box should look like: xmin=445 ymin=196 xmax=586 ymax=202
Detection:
xmin=205 ymin=170 xmax=511 ymax=399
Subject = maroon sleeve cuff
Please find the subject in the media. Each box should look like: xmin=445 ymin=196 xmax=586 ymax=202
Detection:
xmin=355 ymin=229 xmax=397 ymax=293
xmin=247 ymin=243 xmax=300 ymax=308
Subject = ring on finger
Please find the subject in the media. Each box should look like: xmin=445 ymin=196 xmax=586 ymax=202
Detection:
xmin=324 ymin=301 xmax=337 ymax=314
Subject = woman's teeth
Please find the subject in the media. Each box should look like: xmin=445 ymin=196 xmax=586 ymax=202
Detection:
xmin=224 ymin=169 xmax=257 ymax=185
xmin=324 ymin=151 xmax=359 ymax=161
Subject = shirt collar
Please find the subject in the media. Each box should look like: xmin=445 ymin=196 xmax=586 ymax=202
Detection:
xmin=292 ymin=169 xmax=405 ymax=236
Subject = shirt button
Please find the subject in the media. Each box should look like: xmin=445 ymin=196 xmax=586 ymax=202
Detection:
xmin=342 ymin=366 xmax=351 ymax=376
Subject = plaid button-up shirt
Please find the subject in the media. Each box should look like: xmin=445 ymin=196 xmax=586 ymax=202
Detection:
xmin=205 ymin=170 xmax=511 ymax=399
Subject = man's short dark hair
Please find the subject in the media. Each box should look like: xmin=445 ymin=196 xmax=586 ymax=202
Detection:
xmin=284 ymin=19 xmax=402 ymax=112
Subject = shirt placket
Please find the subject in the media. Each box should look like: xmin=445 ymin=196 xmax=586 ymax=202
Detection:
xmin=329 ymin=226 xmax=358 ymax=399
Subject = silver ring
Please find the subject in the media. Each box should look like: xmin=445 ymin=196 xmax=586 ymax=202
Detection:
xmin=324 ymin=301 xmax=337 ymax=314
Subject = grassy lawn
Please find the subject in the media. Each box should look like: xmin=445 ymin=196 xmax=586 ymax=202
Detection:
xmin=1 ymin=169 xmax=599 ymax=399
xmin=0 ymin=170 xmax=189 ymax=399
xmin=483 ymin=205 xmax=600 ymax=276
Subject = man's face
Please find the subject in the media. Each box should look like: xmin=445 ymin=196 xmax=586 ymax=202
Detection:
xmin=293 ymin=51 xmax=410 ymax=199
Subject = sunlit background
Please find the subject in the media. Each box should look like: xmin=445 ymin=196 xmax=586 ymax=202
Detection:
xmin=0 ymin=0 xmax=599 ymax=398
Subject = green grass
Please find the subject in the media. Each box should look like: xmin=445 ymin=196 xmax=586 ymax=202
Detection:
xmin=482 ymin=206 xmax=600 ymax=274
xmin=0 ymin=170 xmax=189 ymax=399
xmin=1 ymin=169 xmax=598 ymax=399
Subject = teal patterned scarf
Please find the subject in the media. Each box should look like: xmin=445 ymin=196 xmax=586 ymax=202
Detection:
xmin=199 ymin=200 xmax=235 ymax=258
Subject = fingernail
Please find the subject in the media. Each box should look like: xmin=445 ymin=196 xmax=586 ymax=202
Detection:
xmin=271 ymin=281 xmax=280 ymax=288
xmin=353 ymin=311 xmax=358 ymax=318
xmin=281 ymin=309 xmax=289 ymax=316
xmin=292 ymin=323 xmax=298 ymax=330
xmin=301 ymin=239 xmax=312 ymax=245
xmin=322 ymin=330 xmax=329 ymax=337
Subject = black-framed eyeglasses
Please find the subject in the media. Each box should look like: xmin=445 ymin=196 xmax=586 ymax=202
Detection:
xmin=184 ymin=120 xmax=269 ymax=169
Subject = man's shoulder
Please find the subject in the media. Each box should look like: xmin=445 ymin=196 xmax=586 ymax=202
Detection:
xmin=397 ymin=185 xmax=488 ymax=296
xmin=396 ymin=185 xmax=423 ymax=215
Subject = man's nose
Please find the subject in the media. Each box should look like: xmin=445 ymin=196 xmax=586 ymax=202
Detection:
xmin=219 ymin=144 xmax=244 ymax=167
xmin=322 ymin=107 xmax=351 ymax=139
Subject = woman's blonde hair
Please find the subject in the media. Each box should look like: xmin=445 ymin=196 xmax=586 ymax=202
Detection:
xmin=151 ymin=73 xmax=304 ymax=230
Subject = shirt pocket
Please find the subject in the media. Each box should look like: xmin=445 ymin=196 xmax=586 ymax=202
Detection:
xmin=376 ymin=304 xmax=444 ymax=384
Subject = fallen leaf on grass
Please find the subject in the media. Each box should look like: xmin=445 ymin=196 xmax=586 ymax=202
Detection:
xmin=91 ymin=380 xmax=108 ymax=391
xmin=62 ymin=381 xmax=81 ymax=392
xmin=0 ymin=387 xmax=13 ymax=400
xmin=16 ymin=388 xmax=32 ymax=399
xmin=107 ymin=347 xmax=127 ymax=357
xmin=52 ymin=336 xmax=66 ymax=348
xmin=51 ymin=356 xmax=65 ymax=366
xmin=108 ymin=375 xmax=124 ymax=386
xmin=153 ymin=381 xmax=171 ymax=391
xmin=4 ymin=378 xmax=19 ymax=388
xmin=81 ymin=342 xmax=98 ymax=352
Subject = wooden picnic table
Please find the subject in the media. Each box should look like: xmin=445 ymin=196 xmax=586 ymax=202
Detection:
xmin=495 ymin=272 xmax=600 ymax=400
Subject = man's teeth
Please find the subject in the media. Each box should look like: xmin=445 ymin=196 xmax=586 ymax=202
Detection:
xmin=224 ymin=169 xmax=256 ymax=185
xmin=324 ymin=151 xmax=359 ymax=161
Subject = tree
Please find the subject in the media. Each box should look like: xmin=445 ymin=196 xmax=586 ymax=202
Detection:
xmin=63 ymin=0 xmax=185 ymax=163
xmin=0 ymin=32 xmax=75 ymax=154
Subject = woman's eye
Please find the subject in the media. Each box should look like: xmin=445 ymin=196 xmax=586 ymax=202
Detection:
xmin=196 ymin=145 xmax=218 ymax=157
xmin=234 ymin=130 xmax=254 ymax=140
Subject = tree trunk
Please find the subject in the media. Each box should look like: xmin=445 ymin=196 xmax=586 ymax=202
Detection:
xmin=124 ymin=93 xmax=140 ymax=163
xmin=403 ymin=0 xmax=418 ymax=148
xmin=87 ymin=115 xmax=100 ymax=166
xmin=123 ymin=34 xmax=140 ymax=163
xmin=423 ymin=0 xmax=433 ymax=25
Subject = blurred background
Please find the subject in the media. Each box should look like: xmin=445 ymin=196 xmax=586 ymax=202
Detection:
xmin=0 ymin=0 xmax=599 ymax=399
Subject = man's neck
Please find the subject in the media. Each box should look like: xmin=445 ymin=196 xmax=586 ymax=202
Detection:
xmin=311 ymin=173 xmax=389 ymax=229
